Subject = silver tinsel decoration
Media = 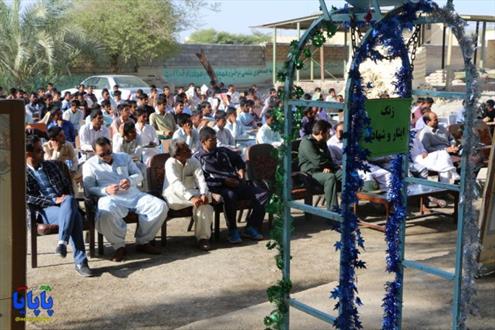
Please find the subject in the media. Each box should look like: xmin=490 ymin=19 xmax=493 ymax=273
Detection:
xmin=432 ymin=4 xmax=481 ymax=329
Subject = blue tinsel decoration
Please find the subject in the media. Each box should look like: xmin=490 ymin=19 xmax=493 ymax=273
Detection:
xmin=334 ymin=1 xmax=439 ymax=329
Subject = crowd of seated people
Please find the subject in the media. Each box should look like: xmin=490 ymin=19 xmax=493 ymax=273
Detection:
xmin=15 ymin=79 xmax=488 ymax=277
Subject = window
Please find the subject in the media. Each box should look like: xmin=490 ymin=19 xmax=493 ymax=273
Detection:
xmin=113 ymin=76 xmax=149 ymax=88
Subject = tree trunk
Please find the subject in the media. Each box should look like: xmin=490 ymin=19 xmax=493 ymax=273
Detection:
xmin=195 ymin=49 xmax=218 ymax=85
xmin=110 ymin=54 xmax=120 ymax=73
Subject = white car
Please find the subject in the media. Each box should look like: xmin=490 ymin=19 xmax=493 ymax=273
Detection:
xmin=62 ymin=75 xmax=151 ymax=103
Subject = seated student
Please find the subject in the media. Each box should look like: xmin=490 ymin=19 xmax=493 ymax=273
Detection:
xmin=162 ymin=140 xmax=214 ymax=251
xmin=134 ymin=107 xmax=160 ymax=166
xmin=26 ymin=135 xmax=93 ymax=277
xmin=63 ymin=99 xmax=84 ymax=131
xmin=149 ymin=96 xmax=180 ymax=139
xmin=110 ymin=103 xmax=135 ymax=137
xmin=213 ymin=110 xmax=235 ymax=148
xmin=194 ymin=127 xmax=269 ymax=243
xmin=299 ymin=107 xmax=316 ymax=138
xmin=419 ymin=111 xmax=459 ymax=155
xmin=43 ymin=126 xmax=78 ymax=172
xmin=191 ymin=108 xmax=209 ymax=134
xmin=327 ymin=122 xmax=391 ymax=191
xmin=225 ymin=106 xmax=247 ymax=140
xmin=325 ymin=88 xmax=337 ymax=102
xmin=481 ymin=99 xmax=495 ymax=123
xmin=82 ymin=137 xmax=168 ymax=262
xmin=238 ymin=98 xmax=256 ymax=130
xmin=112 ymin=122 xmax=142 ymax=160
xmin=414 ymin=97 xmax=434 ymax=131
xmin=256 ymin=111 xmax=283 ymax=147
xmin=299 ymin=120 xmax=342 ymax=210
xmin=411 ymin=132 xmax=460 ymax=183
xmin=198 ymin=101 xmax=215 ymax=128
xmin=47 ymin=108 xmax=76 ymax=144
xmin=88 ymin=100 xmax=114 ymax=127
xmin=79 ymin=109 xmax=110 ymax=154
xmin=172 ymin=113 xmax=200 ymax=152
xmin=128 ymin=100 xmax=138 ymax=122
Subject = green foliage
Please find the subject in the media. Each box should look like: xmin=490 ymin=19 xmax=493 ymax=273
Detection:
xmin=70 ymin=0 xmax=183 ymax=72
xmin=0 ymin=0 xmax=102 ymax=90
xmin=264 ymin=20 xmax=338 ymax=330
xmin=187 ymin=28 xmax=271 ymax=45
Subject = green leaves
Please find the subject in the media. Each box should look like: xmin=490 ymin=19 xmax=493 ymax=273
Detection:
xmin=187 ymin=28 xmax=271 ymax=45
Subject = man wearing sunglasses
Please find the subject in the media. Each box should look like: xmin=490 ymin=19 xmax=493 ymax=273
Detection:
xmin=82 ymin=137 xmax=168 ymax=262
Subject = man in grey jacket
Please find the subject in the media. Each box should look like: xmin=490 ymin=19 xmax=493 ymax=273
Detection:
xmin=419 ymin=112 xmax=459 ymax=154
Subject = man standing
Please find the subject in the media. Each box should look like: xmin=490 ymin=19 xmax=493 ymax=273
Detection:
xmin=83 ymin=137 xmax=168 ymax=261
xmin=163 ymin=140 xmax=214 ymax=251
xmin=299 ymin=120 xmax=342 ymax=210
xmin=26 ymin=135 xmax=93 ymax=276
xmin=195 ymin=127 xmax=269 ymax=243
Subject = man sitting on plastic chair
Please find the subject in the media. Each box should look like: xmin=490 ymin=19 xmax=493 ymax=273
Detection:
xmin=26 ymin=135 xmax=93 ymax=277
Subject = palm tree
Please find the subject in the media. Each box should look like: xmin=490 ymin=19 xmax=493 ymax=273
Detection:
xmin=0 ymin=0 xmax=101 ymax=90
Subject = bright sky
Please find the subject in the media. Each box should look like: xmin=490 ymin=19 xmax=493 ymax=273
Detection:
xmin=181 ymin=0 xmax=495 ymax=40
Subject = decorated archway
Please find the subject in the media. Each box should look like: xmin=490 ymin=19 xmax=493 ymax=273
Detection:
xmin=264 ymin=1 xmax=480 ymax=329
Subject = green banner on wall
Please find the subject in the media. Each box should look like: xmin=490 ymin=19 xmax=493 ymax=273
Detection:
xmin=360 ymin=98 xmax=412 ymax=158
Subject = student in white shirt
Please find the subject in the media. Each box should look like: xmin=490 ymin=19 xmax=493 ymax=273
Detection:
xmin=135 ymin=107 xmax=159 ymax=166
xmin=213 ymin=110 xmax=235 ymax=148
xmin=162 ymin=140 xmax=213 ymax=251
xmin=78 ymin=110 xmax=110 ymax=153
xmin=63 ymin=99 xmax=84 ymax=131
xmin=225 ymin=107 xmax=246 ymax=140
xmin=256 ymin=111 xmax=283 ymax=147
xmin=172 ymin=114 xmax=200 ymax=152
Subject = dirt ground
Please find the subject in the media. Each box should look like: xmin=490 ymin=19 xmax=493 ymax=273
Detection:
xmin=25 ymin=199 xmax=494 ymax=330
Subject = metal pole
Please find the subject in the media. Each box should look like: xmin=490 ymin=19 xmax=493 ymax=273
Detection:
xmin=297 ymin=22 xmax=301 ymax=83
xmin=441 ymin=24 xmax=447 ymax=69
xmin=473 ymin=21 xmax=479 ymax=66
xmin=480 ymin=21 xmax=487 ymax=70
xmin=320 ymin=44 xmax=325 ymax=81
xmin=273 ymin=28 xmax=277 ymax=86
xmin=344 ymin=29 xmax=348 ymax=79
xmin=310 ymin=50 xmax=314 ymax=81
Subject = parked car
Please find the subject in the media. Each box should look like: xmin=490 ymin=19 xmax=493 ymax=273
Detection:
xmin=62 ymin=75 xmax=151 ymax=103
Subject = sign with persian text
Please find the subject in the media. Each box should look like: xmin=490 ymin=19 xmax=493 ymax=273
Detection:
xmin=360 ymin=98 xmax=412 ymax=158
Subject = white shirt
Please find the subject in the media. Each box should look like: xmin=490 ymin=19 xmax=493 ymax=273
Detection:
xmin=135 ymin=122 xmax=160 ymax=166
xmin=79 ymin=123 xmax=110 ymax=152
xmin=256 ymin=124 xmax=283 ymax=147
xmin=327 ymin=135 xmax=343 ymax=166
xmin=112 ymin=133 xmax=143 ymax=159
xmin=162 ymin=157 xmax=209 ymax=207
xmin=172 ymin=128 xmax=200 ymax=152
xmin=82 ymin=152 xmax=144 ymax=205
xmin=63 ymin=109 xmax=84 ymax=131
xmin=214 ymin=126 xmax=235 ymax=147
xmin=225 ymin=119 xmax=247 ymax=140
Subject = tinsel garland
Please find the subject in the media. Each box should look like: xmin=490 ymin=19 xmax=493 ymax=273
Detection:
xmin=430 ymin=3 xmax=481 ymax=329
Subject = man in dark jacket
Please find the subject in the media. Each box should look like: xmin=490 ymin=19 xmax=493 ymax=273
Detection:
xmin=26 ymin=135 xmax=93 ymax=277
xmin=298 ymin=120 xmax=342 ymax=210
xmin=194 ymin=127 xmax=269 ymax=244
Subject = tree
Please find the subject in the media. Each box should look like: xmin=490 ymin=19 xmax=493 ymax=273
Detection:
xmin=0 ymin=0 xmax=101 ymax=90
xmin=187 ymin=29 xmax=271 ymax=45
xmin=70 ymin=0 xmax=202 ymax=73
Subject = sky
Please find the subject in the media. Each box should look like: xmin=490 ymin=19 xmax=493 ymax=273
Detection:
xmin=180 ymin=0 xmax=495 ymax=40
